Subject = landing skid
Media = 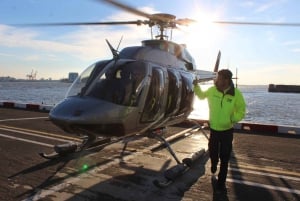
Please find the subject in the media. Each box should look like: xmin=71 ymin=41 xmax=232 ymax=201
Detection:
xmin=153 ymin=149 xmax=206 ymax=188
xmin=40 ymin=124 xmax=208 ymax=188
xmin=39 ymin=152 xmax=61 ymax=160
xmin=39 ymin=137 xmax=112 ymax=160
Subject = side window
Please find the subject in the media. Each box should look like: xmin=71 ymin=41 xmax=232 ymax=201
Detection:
xmin=115 ymin=65 xmax=145 ymax=106
xmin=177 ymin=72 xmax=194 ymax=115
xmin=141 ymin=67 xmax=165 ymax=122
xmin=165 ymin=69 xmax=181 ymax=116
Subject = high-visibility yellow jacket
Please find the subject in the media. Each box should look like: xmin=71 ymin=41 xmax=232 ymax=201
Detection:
xmin=194 ymin=84 xmax=246 ymax=131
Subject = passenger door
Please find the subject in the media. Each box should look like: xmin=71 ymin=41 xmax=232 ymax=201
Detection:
xmin=141 ymin=66 xmax=166 ymax=123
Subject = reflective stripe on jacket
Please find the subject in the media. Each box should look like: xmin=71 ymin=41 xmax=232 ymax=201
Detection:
xmin=194 ymin=84 xmax=246 ymax=131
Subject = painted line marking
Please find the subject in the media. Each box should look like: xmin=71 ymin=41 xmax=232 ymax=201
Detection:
xmin=0 ymin=125 xmax=81 ymax=142
xmin=23 ymin=127 xmax=300 ymax=200
xmin=24 ymin=129 xmax=197 ymax=200
xmin=0 ymin=117 xmax=48 ymax=122
xmin=230 ymin=162 xmax=300 ymax=177
xmin=0 ymin=127 xmax=73 ymax=143
xmin=0 ymin=133 xmax=53 ymax=148
xmin=229 ymin=167 xmax=300 ymax=182
xmin=227 ymin=178 xmax=300 ymax=195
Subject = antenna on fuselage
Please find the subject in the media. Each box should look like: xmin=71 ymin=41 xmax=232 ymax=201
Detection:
xmin=106 ymin=39 xmax=119 ymax=59
xmin=116 ymin=36 xmax=123 ymax=51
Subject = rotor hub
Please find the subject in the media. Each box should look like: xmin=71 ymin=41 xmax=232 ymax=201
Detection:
xmin=149 ymin=13 xmax=176 ymax=28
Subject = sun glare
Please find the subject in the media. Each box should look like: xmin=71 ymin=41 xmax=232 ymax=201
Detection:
xmin=189 ymin=84 xmax=211 ymax=120
xmin=174 ymin=8 xmax=226 ymax=71
xmin=184 ymin=11 xmax=223 ymax=47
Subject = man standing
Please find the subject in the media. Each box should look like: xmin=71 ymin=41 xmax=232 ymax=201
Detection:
xmin=194 ymin=69 xmax=246 ymax=192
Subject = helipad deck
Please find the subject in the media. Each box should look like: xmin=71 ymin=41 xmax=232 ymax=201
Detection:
xmin=0 ymin=107 xmax=299 ymax=201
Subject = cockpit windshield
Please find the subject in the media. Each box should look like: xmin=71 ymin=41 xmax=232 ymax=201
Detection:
xmin=86 ymin=61 xmax=147 ymax=106
xmin=66 ymin=60 xmax=109 ymax=98
xmin=73 ymin=60 xmax=148 ymax=106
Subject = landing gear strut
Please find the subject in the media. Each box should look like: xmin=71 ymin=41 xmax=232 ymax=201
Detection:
xmin=149 ymin=127 xmax=206 ymax=188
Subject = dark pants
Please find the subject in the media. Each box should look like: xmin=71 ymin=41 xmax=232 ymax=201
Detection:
xmin=209 ymin=128 xmax=233 ymax=185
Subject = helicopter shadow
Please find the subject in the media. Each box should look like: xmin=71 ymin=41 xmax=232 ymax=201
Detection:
xmin=63 ymin=151 xmax=210 ymax=201
xmin=8 ymin=145 xmax=110 ymax=199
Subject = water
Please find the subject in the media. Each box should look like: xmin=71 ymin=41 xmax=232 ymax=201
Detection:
xmin=0 ymin=81 xmax=299 ymax=127
xmin=0 ymin=81 xmax=71 ymax=105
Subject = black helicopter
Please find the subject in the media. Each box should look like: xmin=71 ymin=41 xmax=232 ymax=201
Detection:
xmin=35 ymin=1 xmax=219 ymax=160
xmin=23 ymin=1 xmax=220 ymax=184
xmin=34 ymin=0 xmax=299 ymax=160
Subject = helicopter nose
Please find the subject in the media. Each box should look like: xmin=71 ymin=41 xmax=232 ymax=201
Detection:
xmin=51 ymin=97 xmax=101 ymax=124
xmin=49 ymin=96 xmax=130 ymax=136
xmin=50 ymin=97 xmax=81 ymax=120
xmin=72 ymin=109 xmax=83 ymax=117
xmin=49 ymin=96 xmax=108 ymax=133
xmin=49 ymin=97 xmax=83 ymax=131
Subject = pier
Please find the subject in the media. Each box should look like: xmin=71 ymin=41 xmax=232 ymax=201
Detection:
xmin=0 ymin=107 xmax=299 ymax=201
xmin=268 ymin=84 xmax=300 ymax=93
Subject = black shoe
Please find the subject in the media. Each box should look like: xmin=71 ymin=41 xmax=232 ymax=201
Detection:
xmin=211 ymin=175 xmax=218 ymax=184
xmin=216 ymin=183 xmax=227 ymax=194
xmin=211 ymin=165 xmax=217 ymax=174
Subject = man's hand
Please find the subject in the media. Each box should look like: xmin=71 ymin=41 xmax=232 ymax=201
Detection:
xmin=193 ymin=79 xmax=199 ymax=85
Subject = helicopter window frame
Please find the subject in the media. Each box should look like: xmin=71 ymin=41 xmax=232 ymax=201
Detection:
xmin=176 ymin=71 xmax=194 ymax=115
xmin=165 ymin=68 xmax=182 ymax=116
xmin=141 ymin=66 xmax=166 ymax=123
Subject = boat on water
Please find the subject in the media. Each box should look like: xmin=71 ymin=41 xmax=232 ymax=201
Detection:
xmin=268 ymin=84 xmax=300 ymax=93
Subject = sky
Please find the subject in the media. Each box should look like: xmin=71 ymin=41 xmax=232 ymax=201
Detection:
xmin=0 ymin=0 xmax=299 ymax=85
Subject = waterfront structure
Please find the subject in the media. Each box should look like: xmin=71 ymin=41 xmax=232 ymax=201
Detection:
xmin=0 ymin=76 xmax=16 ymax=81
xmin=68 ymin=72 xmax=78 ymax=82
xmin=268 ymin=84 xmax=300 ymax=93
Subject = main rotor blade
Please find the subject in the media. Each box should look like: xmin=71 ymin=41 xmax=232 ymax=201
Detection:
xmin=12 ymin=21 xmax=145 ymax=27
xmin=100 ymin=0 xmax=151 ymax=19
xmin=176 ymin=18 xmax=197 ymax=26
xmin=214 ymin=21 xmax=300 ymax=27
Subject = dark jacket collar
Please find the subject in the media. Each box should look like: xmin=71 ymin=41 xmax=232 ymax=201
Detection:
xmin=226 ymin=81 xmax=235 ymax=96
xmin=217 ymin=81 xmax=235 ymax=96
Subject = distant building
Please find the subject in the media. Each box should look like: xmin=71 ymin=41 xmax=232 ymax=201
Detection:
xmin=0 ymin=76 xmax=16 ymax=81
xmin=68 ymin=72 xmax=78 ymax=82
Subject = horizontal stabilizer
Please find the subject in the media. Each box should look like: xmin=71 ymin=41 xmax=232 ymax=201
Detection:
xmin=193 ymin=70 xmax=217 ymax=82
xmin=193 ymin=50 xmax=220 ymax=83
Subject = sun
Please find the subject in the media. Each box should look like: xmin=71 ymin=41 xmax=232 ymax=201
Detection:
xmin=173 ymin=4 xmax=226 ymax=49
xmin=184 ymin=11 xmax=224 ymax=47
xmin=173 ymin=8 xmax=227 ymax=71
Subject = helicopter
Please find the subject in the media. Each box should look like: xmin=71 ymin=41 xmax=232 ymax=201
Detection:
xmin=32 ymin=1 xmax=220 ymax=161
xmin=21 ymin=1 xmax=221 ymax=184
xmin=31 ymin=0 xmax=298 ymax=159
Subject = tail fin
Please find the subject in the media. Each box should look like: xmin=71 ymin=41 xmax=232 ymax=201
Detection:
xmin=193 ymin=50 xmax=221 ymax=83
xmin=214 ymin=50 xmax=221 ymax=72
